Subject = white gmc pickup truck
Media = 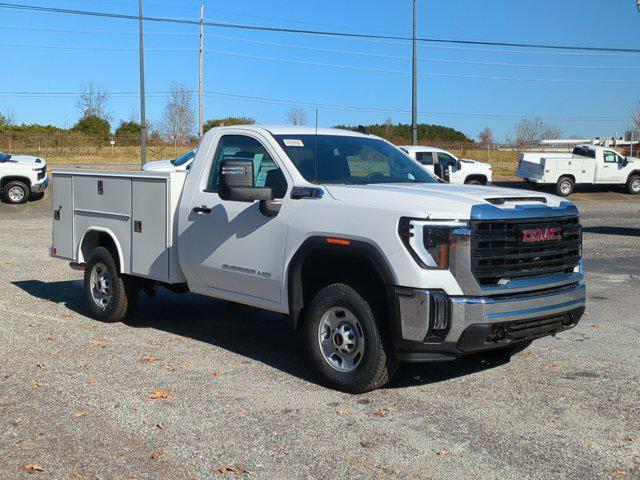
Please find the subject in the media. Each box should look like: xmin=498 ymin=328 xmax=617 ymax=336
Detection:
xmin=400 ymin=145 xmax=492 ymax=185
xmin=51 ymin=126 xmax=586 ymax=392
xmin=0 ymin=151 xmax=48 ymax=203
xmin=516 ymin=144 xmax=640 ymax=196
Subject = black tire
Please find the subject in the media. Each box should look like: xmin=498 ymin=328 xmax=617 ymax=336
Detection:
xmin=304 ymin=283 xmax=397 ymax=393
xmin=465 ymin=178 xmax=484 ymax=186
xmin=2 ymin=180 xmax=30 ymax=204
xmin=84 ymin=247 xmax=139 ymax=323
xmin=555 ymin=176 xmax=574 ymax=197
xmin=483 ymin=340 xmax=533 ymax=362
xmin=626 ymin=175 xmax=640 ymax=195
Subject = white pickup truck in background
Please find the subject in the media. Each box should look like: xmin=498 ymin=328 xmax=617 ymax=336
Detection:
xmin=400 ymin=145 xmax=492 ymax=185
xmin=50 ymin=125 xmax=585 ymax=393
xmin=515 ymin=144 xmax=640 ymax=196
xmin=142 ymin=149 xmax=196 ymax=173
xmin=0 ymin=151 xmax=48 ymax=204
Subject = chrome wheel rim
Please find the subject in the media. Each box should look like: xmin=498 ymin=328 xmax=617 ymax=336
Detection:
xmin=8 ymin=186 xmax=25 ymax=202
xmin=560 ymin=181 xmax=571 ymax=195
xmin=632 ymin=179 xmax=640 ymax=193
xmin=317 ymin=307 xmax=365 ymax=373
xmin=90 ymin=262 xmax=112 ymax=310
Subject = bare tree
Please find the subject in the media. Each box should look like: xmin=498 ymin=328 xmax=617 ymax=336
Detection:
xmin=77 ymin=81 xmax=110 ymax=119
xmin=631 ymin=101 xmax=640 ymax=132
xmin=285 ymin=107 xmax=307 ymax=126
xmin=478 ymin=127 xmax=494 ymax=146
xmin=510 ymin=118 xmax=563 ymax=147
xmin=0 ymin=108 xmax=16 ymax=127
xmin=384 ymin=116 xmax=394 ymax=136
xmin=159 ymin=83 xmax=196 ymax=146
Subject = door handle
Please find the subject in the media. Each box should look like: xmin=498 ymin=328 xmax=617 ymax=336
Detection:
xmin=193 ymin=205 xmax=212 ymax=215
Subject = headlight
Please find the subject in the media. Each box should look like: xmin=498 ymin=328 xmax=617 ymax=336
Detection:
xmin=399 ymin=218 xmax=468 ymax=269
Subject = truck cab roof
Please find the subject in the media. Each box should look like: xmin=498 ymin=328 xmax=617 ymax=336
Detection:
xmin=209 ymin=125 xmax=378 ymax=139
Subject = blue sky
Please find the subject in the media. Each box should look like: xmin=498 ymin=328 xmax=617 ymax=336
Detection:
xmin=1 ymin=0 xmax=640 ymax=141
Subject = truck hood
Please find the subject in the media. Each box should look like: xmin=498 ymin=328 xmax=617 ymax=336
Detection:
xmin=0 ymin=154 xmax=46 ymax=168
xmin=142 ymin=159 xmax=176 ymax=172
xmin=324 ymin=183 xmax=567 ymax=220
xmin=460 ymin=158 xmax=491 ymax=168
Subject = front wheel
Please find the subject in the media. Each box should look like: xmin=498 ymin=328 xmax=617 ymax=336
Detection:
xmin=304 ymin=284 xmax=397 ymax=393
xmin=84 ymin=247 xmax=139 ymax=322
xmin=626 ymin=175 xmax=640 ymax=195
xmin=555 ymin=176 xmax=575 ymax=197
xmin=3 ymin=181 xmax=30 ymax=204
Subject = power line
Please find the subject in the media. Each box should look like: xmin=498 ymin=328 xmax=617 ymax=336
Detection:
xmin=42 ymin=0 xmax=402 ymax=36
xmin=202 ymin=49 xmax=640 ymax=82
xmin=2 ymin=24 xmax=639 ymax=59
xmin=0 ymin=88 xmax=631 ymax=121
xmin=2 ymin=40 xmax=640 ymax=81
xmin=2 ymin=2 xmax=640 ymax=54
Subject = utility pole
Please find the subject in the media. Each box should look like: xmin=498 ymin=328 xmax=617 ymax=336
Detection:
xmin=139 ymin=0 xmax=147 ymax=166
xmin=199 ymin=3 xmax=204 ymax=139
xmin=411 ymin=0 xmax=418 ymax=145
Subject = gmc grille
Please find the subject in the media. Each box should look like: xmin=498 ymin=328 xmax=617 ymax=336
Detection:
xmin=37 ymin=165 xmax=47 ymax=180
xmin=470 ymin=216 xmax=581 ymax=286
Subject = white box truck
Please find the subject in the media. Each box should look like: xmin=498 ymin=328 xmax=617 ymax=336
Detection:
xmin=51 ymin=126 xmax=586 ymax=392
xmin=515 ymin=144 xmax=640 ymax=196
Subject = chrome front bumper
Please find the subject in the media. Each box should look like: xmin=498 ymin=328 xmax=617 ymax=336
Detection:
xmin=393 ymin=282 xmax=586 ymax=360
xmin=448 ymin=282 xmax=586 ymax=342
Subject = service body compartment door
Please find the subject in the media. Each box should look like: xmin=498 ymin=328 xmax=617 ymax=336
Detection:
xmin=74 ymin=175 xmax=131 ymax=216
xmin=578 ymin=159 xmax=596 ymax=183
xmin=73 ymin=175 xmax=132 ymax=273
xmin=52 ymin=174 xmax=74 ymax=259
xmin=131 ymin=178 xmax=168 ymax=280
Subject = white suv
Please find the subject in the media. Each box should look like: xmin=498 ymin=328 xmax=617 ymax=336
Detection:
xmin=400 ymin=146 xmax=492 ymax=185
xmin=0 ymin=152 xmax=48 ymax=204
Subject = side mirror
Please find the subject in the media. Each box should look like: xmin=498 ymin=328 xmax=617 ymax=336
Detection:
xmin=218 ymin=159 xmax=273 ymax=203
xmin=456 ymin=160 xmax=462 ymax=170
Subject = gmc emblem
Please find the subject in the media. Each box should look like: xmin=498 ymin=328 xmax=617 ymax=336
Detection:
xmin=520 ymin=226 xmax=562 ymax=243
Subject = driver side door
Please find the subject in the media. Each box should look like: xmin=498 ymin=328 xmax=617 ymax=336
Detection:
xmin=597 ymin=150 xmax=626 ymax=183
xmin=183 ymin=132 xmax=291 ymax=307
xmin=436 ymin=152 xmax=461 ymax=183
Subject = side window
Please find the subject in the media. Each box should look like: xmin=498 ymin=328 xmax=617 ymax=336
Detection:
xmin=206 ymin=135 xmax=287 ymax=198
xmin=437 ymin=152 xmax=457 ymax=167
xmin=415 ymin=152 xmax=434 ymax=165
xmin=603 ymin=151 xmax=617 ymax=163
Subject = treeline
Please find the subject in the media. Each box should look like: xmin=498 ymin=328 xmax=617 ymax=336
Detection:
xmin=335 ymin=122 xmax=471 ymax=144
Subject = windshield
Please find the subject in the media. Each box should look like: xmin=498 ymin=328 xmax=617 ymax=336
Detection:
xmin=273 ymin=134 xmax=437 ymax=185
xmin=0 ymin=152 xmax=11 ymax=162
xmin=170 ymin=150 xmax=196 ymax=166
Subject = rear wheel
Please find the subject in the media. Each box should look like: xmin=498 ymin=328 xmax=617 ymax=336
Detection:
xmin=555 ymin=176 xmax=574 ymax=197
xmin=3 ymin=181 xmax=30 ymax=204
xmin=626 ymin=175 xmax=640 ymax=195
xmin=84 ymin=247 xmax=139 ymax=322
xmin=465 ymin=178 xmax=484 ymax=186
xmin=304 ymin=283 xmax=397 ymax=393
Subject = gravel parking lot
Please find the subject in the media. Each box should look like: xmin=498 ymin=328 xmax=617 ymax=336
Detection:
xmin=1 ymin=187 xmax=639 ymax=480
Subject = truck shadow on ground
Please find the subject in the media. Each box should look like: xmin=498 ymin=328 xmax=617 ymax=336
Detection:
xmin=583 ymin=226 xmax=640 ymax=237
xmin=12 ymin=279 xmax=505 ymax=390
